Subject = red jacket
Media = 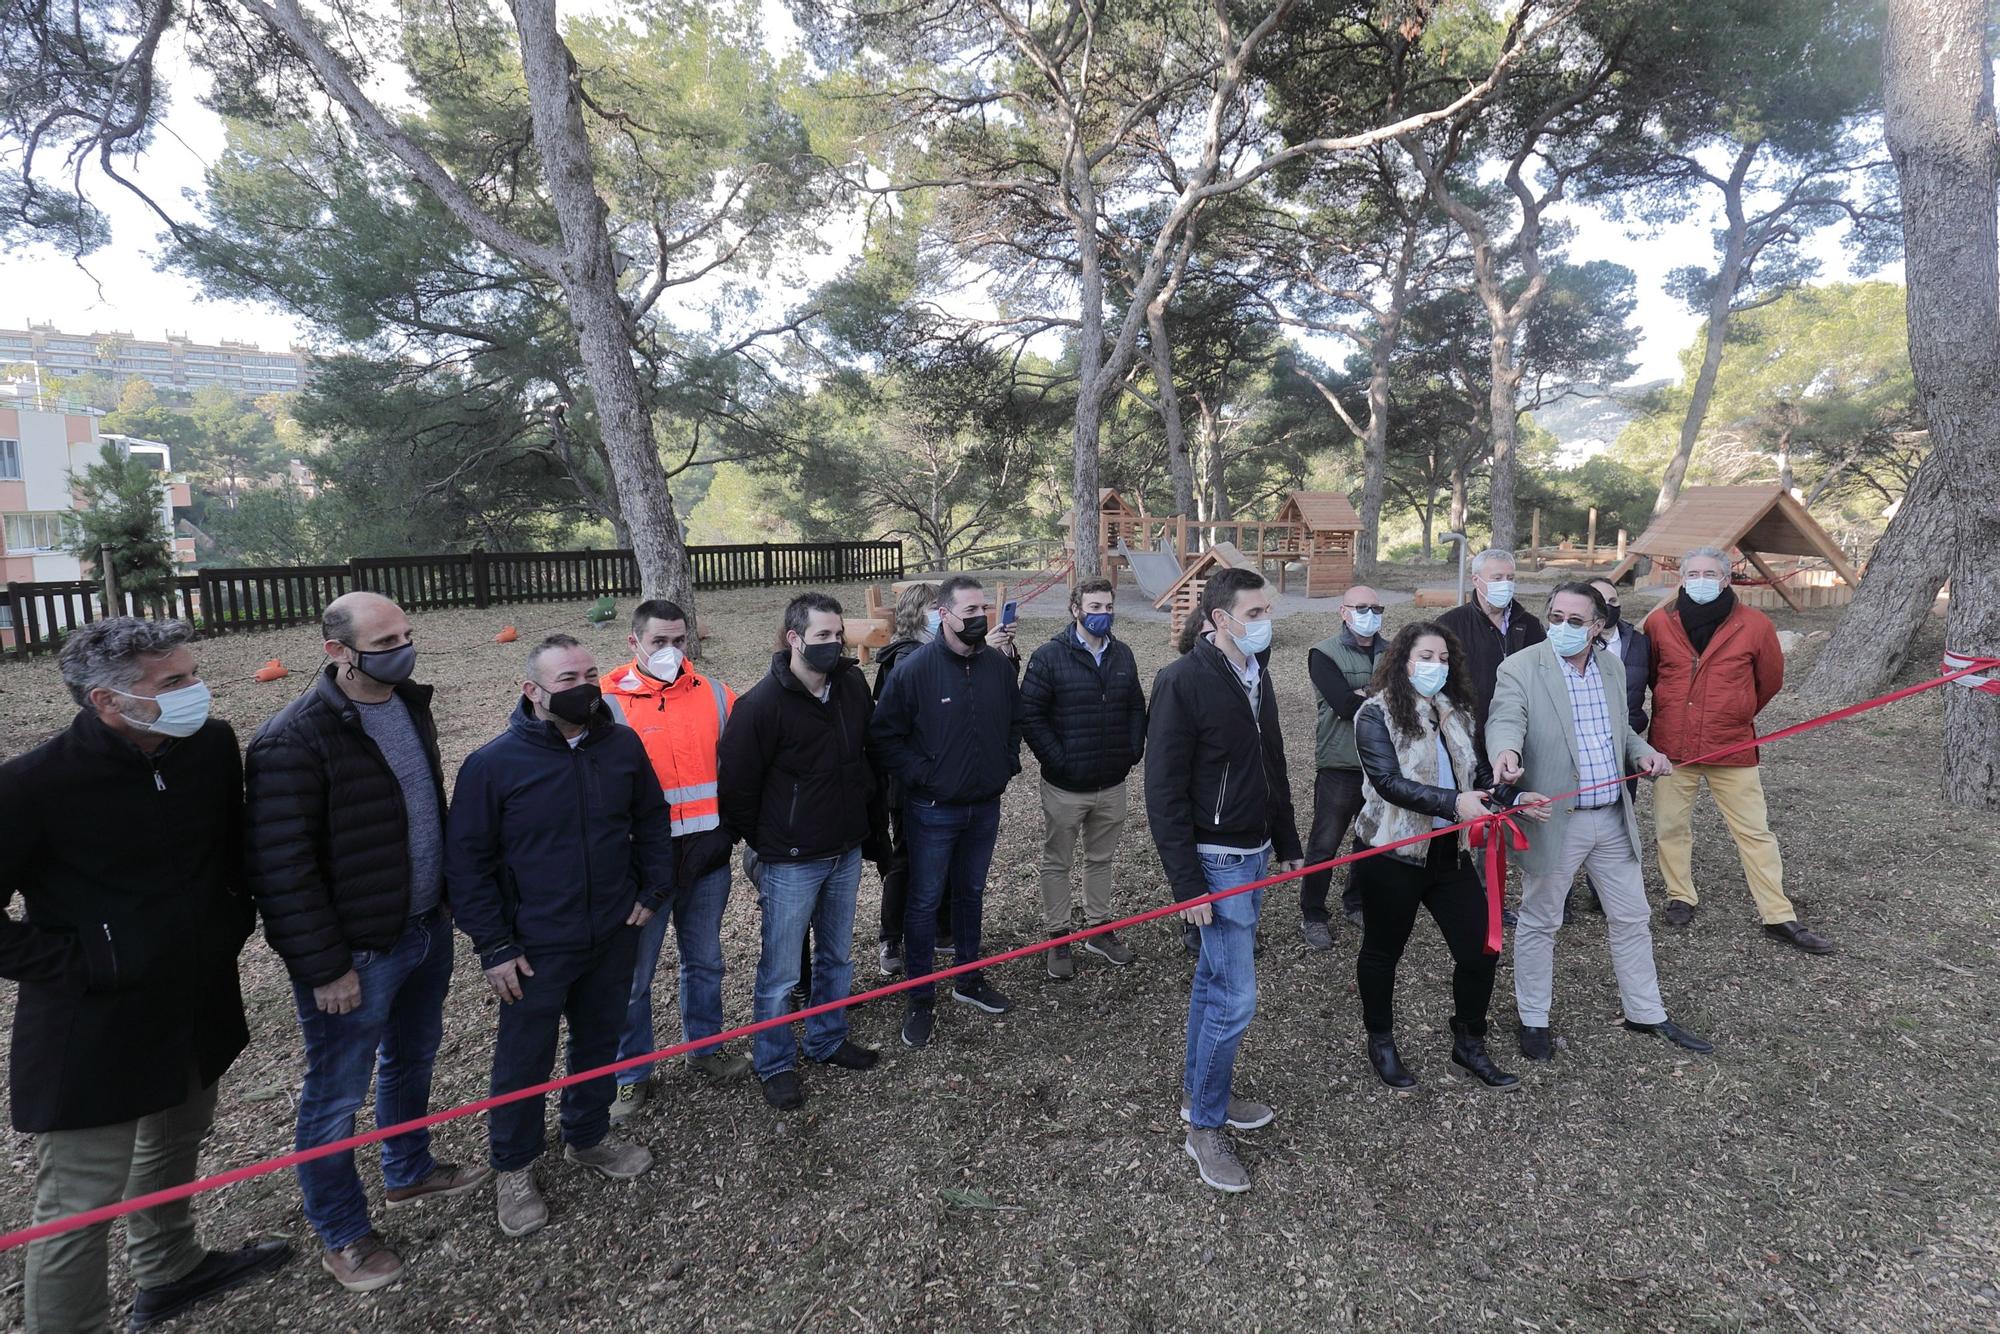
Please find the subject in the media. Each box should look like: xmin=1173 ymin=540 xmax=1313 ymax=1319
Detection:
xmin=1643 ymin=601 xmax=1783 ymax=767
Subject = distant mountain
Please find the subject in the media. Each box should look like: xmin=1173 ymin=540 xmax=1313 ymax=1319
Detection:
xmin=1531 ymin=379 xmax=1669 ymax=462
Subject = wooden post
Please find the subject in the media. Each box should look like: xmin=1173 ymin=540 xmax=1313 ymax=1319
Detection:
xmin=98 ymin=546 xmax=122 ymax=615
xmin=1530 ymin=509 xmax=1542 ymax=568
xmin=1586 ymin=508 xmax=1598 ymax=563
xmin=1616 ymin=528 xmax=1628 ymax=564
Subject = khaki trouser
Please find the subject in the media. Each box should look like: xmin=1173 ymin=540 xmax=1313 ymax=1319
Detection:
xmin=25 ymin=1079 xmax=217 ymax=1333
xmin=1515 ymin=805 xmax=1668 ymax=1029
xmin=1038 ymin=778 xmax=1129 ymax=933
xmin=1654 ymin=763 xmax=1796 ymax=925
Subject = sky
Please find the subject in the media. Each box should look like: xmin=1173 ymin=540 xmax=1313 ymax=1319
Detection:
xmin=0 ymin=32 xmax=1885 ymax=386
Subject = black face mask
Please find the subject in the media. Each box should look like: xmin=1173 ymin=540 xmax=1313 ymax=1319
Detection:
xmin=955 ymin=614 xmax=989 ymax=646
xmin=799 ymin=641 xmax=844 ymax=675
xmin=542 ymin=682 xmax=600 ymax=726
xmin=1601 ymin=603 xmax=1622 ymax=632
xmin=350 ymin=642 xmax=416 ymax=685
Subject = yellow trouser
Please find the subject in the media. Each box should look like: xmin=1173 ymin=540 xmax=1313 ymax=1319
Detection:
xmin=1653 ymin=763 xmax=1795 ymax=924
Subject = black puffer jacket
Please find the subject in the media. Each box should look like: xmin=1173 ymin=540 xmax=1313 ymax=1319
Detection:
xmin=718 ymin=652 xmax=886 ymax=863
xmin=1020 ymin=626 xmax=1146 ymax=792
xmin=245 ymin=667 xmax=446 ymax=988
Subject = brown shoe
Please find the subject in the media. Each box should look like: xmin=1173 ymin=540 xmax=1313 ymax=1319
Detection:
xmin=384 ymin=1161 xmax=494 ymax=1208
xmin=321 ymin=1233 xmax=404 ymax=1294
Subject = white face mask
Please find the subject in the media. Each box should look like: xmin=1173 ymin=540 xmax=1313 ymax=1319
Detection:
xmin=1683 ymin=577 xmax=1723 ymax=605
xmin=1347 ymin=609 xmax=1383 ymax=637
xmin=1483 ymin=579 xmax=1516 ymax=609
xmin=111 ymin=681 xmax=212 ymax=738
xmin=644 ymin=645 xmax=684 ymax=683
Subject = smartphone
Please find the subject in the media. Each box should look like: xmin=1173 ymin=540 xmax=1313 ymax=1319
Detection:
xmin=1000 ymin=599 xmax=1019 ymax=627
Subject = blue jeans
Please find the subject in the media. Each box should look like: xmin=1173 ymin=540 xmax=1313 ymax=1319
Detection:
xmin=751 ymin=848 xmax=863 ymax=1078
xmin=487 ymin=930 xmax=639 ymax=1172
xmin=1183 ymin=852 xmax=1266 ymax=1130
xmin=902 ymin=797 xmax=1001 ymax=1005
xmin=290 ymin=909 xmax=454 ymax=1250
xmin=616 ymin=863 xmax=731 ymax=1086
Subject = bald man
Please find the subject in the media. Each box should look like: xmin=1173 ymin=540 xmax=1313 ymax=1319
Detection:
xmin=246 ymin=593 xmax=489 ymax=1294
xmin=1300 ymin=585 xmax=1389 ymax=945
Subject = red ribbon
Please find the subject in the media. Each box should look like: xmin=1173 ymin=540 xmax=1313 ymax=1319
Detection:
xmin=1468 ymin=811 xmax=1528 ymax=955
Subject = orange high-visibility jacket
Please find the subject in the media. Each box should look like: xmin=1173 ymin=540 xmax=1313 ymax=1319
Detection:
xmin=604 ymin=660 xmax=735 ymax=837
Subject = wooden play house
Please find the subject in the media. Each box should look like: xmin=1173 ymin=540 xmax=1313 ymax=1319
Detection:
xmin=1152 ymin=541 xmax=1259 ymax=644
xmin=1271 ymin=491 xmax=1362 ymax=598
xmin=1605 ymin=485 xmax=1861 ymax=613
xmin=1061 ymin=489 xmax=1147 ymax=573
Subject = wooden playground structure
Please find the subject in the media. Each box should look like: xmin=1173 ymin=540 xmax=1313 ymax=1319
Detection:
xmin=1607 ymin=484 xmax=1862 ymax=612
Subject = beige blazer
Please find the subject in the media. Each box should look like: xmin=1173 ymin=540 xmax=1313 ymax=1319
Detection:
xmin=1484 ymin=641 xmax=1651 ymax=878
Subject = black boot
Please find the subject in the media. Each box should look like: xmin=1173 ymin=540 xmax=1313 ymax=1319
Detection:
xmin=1449 ymin=1019 xmax=1521 ymax=1089
xmin=1366 ymin=1032 xmax=1417 ymax=1089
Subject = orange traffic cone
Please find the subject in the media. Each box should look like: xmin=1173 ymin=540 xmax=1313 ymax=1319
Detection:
xmin=254 ymin=659 xmax=288 ymax=682
xmin=495 ymin=626 xmax=519 ymax=644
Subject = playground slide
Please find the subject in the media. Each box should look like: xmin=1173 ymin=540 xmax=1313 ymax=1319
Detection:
xmin=1116 ymin=541 xmax=1186 ymax=602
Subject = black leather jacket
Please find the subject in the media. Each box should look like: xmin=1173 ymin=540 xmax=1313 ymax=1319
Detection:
xmin=1354 ymin=704 xmax=1517 ymax=820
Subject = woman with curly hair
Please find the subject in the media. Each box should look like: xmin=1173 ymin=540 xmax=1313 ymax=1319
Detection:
xmin=1350 ymin=621 xmax=1546 ymax=1091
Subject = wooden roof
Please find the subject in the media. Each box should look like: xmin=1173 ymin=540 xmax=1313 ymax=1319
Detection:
xmin=1152 ymin=541 xmax=1257 ymax=610
xmin=1609 ymin=485 xmax=1858 ymax=586
xmin=1061 ymin=488 xmax=1143 ymax=529
xmin=1275 ymin=491 xmax=1361 ymax=532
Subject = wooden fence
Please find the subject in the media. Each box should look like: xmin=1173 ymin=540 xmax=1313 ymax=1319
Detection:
xmin=2 ymin=540 xmax=903 ymax=657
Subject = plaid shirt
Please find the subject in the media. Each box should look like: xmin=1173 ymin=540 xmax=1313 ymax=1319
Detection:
xmin=1556 ymin=643 xmax=1621 ymax=809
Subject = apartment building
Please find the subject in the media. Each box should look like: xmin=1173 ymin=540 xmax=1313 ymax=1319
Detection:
xmin=0 ymin=322 xmax=306 ymax=397
xmin=0 ymin=406 xmax=194 ymax=594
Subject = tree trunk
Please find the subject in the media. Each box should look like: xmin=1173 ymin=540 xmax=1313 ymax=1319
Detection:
xmin=1199 ymin=397 xmax=1231 ymax=522
xmin=1485 ymin=336 xmax=1521 ymax=549
xmin=1655 ymin=144 xmax=1758 ymax=518
xmin=509 ymin=0 xmax=695 ymax=619
xmin=1449 ymin=458 xmax=1469 ymax=535
xmin=1069 ymin=158 xmax=1105 ymax=578
xmin=1147 ymin=306 xmax=1196 ymax=518
xmin=1881 ymin=0 xmax=2000 ymax=809
xmin=1801 ymin=449 xmax=1951 ymax=700
xmin=1357 ymin=337 xmax=1395 ymax=579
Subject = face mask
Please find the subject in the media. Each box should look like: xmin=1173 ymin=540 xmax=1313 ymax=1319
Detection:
xmin=1347 ymin=609 xmax=1383 ymax=637
xmin=1410 ymin=661 xmax=1449 ymax=698
xmin=351 ymin=642 xmax=416 ymax=686
xmin=1683 ymin=577 xmax=1723 ymax=605
xmin=1599 ymin=603 xmax=1621 ymax=632
xmin=113 ymin=681 xmax=212 ymax=738
xmin=1483 ymin=579 xmax=1516 ymax=609
xmin=799 ymin=640 xmax=844 ymax=675
xmin=644 ymin=645 xmax=684 ymax=683
xmin=1080 ymin=612 xmax=1114 ymax=638
xmin=955 ymin=613 xmax=989 ymax=646
xmin=1548 ymin=622 xmax=1592 ymax=658
xmin=923 ymin=610 xmax=941 ymax=638
xmin=540 ymin=682 xmax=600 ymax=726
xmin=1224 ymin=613 xmax=1273 ymax=656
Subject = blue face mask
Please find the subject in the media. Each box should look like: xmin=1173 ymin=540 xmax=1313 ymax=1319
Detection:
xmin=1080 ymin=612 xmax=1114 ymax=639
xmin=924 ymin=609 xmax=942 ymax=637
xmin=1224 ymin=612 xmax=1273 ymax=656
xmin=1548 ymin=622 xmax=1592 ymax=658
xmin=1348 ymin=609 xmax=1383 ymax=637
xmin=1683 ymin=576 xmax=1723 ymax=605
xmin=1410 ymin=661 xmax=1449 ymax=698
xmin=113 ymin=680 xmax=212 ymax=738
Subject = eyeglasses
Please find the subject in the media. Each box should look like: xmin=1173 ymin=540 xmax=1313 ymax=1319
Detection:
xmin=1547 ymin=613 xmax=1595 ymax=629
xmin=1344 ymin=604 xmax=1386 ymax=615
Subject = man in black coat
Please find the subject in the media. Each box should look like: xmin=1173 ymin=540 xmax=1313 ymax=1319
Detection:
xmin=245 ymin=591 xmax=488 ymax=1294
xmin=1144 ymin=569 xmax=1302 ymax=1195
xmin=870 ymin=573 xmax=1022 ymax=1050
xmin=446 ymin=634 xmax=675 ymax=1238
xmin=717 ymin=592 xmax=886 ymax=1112
xmin=0 ymin=618 xmax=288 ymax=1331
xmin=1019 ymin=575 xmax=1146 ymax=979
xmin=1434 ymin=548 xmax=1547 ymax=749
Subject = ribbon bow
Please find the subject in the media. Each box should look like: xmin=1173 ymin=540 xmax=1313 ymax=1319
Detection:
xmin=1468 ymin=810 xmax=1529 ymax=956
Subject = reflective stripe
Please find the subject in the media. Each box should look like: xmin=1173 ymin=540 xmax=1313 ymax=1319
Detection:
xmin=705 ymin=675 xmax=728 ymax=727
xmin=662 ymin=781 xmax=719 ymax=804
xmin=670 ymin=812 xmax=721 ymax=836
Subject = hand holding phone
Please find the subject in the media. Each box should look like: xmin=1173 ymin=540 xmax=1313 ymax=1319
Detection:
xmin=1000 ymin=599 xmax=1019 ymax=627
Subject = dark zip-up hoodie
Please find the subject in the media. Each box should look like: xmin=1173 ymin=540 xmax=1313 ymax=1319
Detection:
xmin=869 ymin=636 xmax=1022 ymax=805
xmin=1144 ymin=636 xmax=1303 ymax=902
xmin=446 ymin=697 xmax=674 ymax=968
xmin=717 ymin=651 xmax=885 ymax=863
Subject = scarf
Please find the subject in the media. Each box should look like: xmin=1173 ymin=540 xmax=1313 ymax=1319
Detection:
xmin=1677 ymin=585 xmax=1736 ymax=655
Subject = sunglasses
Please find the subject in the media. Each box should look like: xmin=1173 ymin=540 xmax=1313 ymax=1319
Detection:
xmin=1344 ymin=604 xmax=1386 ymax=615
xmin=1546 ymin=613 xmax=1595 ymax=629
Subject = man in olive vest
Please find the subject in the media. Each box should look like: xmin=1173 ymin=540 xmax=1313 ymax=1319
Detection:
xmin=1298 ymin=585 xmax=1388 ymax=948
